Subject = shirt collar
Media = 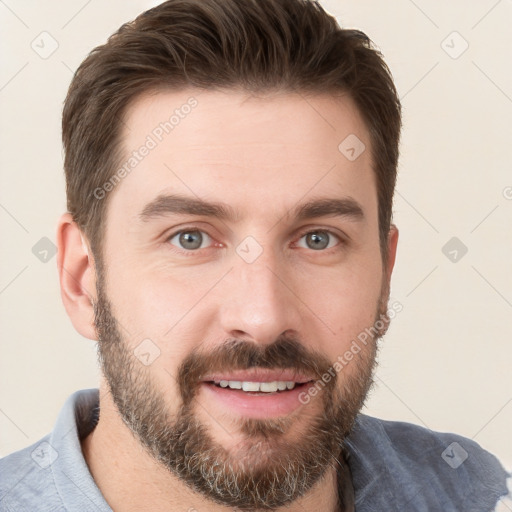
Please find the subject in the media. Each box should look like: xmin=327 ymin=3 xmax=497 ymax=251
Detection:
xmin=49 ymin=388 xmax=110 ymax=511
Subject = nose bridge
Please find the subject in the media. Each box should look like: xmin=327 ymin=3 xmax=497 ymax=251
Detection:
xmin=218 ymin=237 xmax=301 ymax=344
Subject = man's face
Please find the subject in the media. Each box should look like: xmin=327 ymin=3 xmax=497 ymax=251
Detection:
xmin=93 ymin=89 xmax=394 ymax=509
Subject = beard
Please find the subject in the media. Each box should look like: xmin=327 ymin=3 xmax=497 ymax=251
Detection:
xmin=93 ymin=272 xmax=390 ymax=510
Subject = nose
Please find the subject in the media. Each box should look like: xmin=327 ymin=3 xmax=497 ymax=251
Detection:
xmin=217 ymin=240 xmax=304 ymax=346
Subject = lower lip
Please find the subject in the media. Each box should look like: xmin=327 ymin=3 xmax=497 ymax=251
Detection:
xmin=200 ymin=382 xmax=315 ymax=419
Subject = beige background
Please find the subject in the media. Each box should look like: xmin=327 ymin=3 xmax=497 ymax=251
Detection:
xmin=1 ymin=0 xmax=511 ymax=470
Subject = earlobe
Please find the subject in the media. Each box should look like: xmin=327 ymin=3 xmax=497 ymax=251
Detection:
xmin=56 ymin=213 xmax=98 ymax=340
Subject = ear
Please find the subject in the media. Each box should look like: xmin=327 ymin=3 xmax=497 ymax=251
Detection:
xmin=378 ymin=224 xmax=399 ymax=337
xmin=386 ymin=224 xmax=399 ymax=280
xmin=56 ymin=213 xmax=98 ymax=340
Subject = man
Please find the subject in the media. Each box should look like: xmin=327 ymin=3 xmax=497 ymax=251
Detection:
xmin=0 ymin=0 xmax=510 ymax=510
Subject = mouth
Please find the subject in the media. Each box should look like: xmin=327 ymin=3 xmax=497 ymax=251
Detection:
xmin=199 ymin=370 xmax=317 ymax=418
xmin=206 ymin=379 xmax=311 ymax=394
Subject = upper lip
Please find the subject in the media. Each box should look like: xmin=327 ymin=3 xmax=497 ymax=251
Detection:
xmin=201 ymin=369 xmax=315 ymax=384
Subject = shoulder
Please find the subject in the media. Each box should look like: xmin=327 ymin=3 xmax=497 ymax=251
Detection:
xmin=352 ymin=414 xmax=505 ymax=473
xmin=345 ymin=414 xmax=511 ymax=512
xmin=0 ymin=434 xmax=65 ymax=512
xmin=0 ymin=388 xmax=102 ymax=512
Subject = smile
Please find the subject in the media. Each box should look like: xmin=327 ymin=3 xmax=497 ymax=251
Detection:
xmin=211 ymin=380 xmax=304 ymax=392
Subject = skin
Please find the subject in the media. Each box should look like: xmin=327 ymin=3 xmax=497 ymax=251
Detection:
xmin=57 ymin=88 xmax=399 ymax=512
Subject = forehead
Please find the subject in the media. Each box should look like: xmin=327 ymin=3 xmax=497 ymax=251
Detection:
xmin=106 ymin=88 xmax=376 ymax=227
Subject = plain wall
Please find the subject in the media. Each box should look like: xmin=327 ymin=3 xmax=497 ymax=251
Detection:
xmin=1 ymin=0 xmax=511 ymax=469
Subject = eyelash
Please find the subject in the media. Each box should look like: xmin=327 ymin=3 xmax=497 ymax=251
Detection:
xmin=164 ymin=226 xmax=346 ymax=257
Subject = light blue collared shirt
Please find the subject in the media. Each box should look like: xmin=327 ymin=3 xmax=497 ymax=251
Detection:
xmin=0 ymin=388 xmax=510 ymax=511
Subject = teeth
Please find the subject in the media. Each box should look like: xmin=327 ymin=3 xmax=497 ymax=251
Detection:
xmin=214 ymin=380 xmax=298 ymax=392
xmin=242 ymin=381 xmax=261 ymax=392
xmin=260 ymin=382 xmax=278 ymax=392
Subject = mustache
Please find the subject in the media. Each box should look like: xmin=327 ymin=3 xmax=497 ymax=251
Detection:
xmin=177 ymin=334 xmax=335 ymax=404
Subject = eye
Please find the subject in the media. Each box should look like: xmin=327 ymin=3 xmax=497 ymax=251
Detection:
xmin=165 ymin=227 xmax=344 ymax=255
xmin=167 ymin=229 xmax=213 ymax=251
xmin=296 ymin=230 xmax=342 ymax=251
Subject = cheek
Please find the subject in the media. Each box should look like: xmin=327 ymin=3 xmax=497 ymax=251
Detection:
xmin=308 ymin=280 xmax=380 ymax=341
xmin=296 ymin=257 xmax=383 ymax=350
xmin=108 ymin=270 xmax=217 ymax=374
xmin=108 ymin=264 xmax=203 ymax=330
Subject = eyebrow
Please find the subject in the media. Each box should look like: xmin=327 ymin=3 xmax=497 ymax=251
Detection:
xmin=139 ymin=193 xmax=364 ymax=223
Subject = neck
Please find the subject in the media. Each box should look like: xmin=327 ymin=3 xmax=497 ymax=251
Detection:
xmin=81 ymin=382 xmax=345 ymax=512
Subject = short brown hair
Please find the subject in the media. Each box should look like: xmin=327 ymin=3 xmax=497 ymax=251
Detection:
xmin=62 ymin=0 xmax=401 ymax=265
